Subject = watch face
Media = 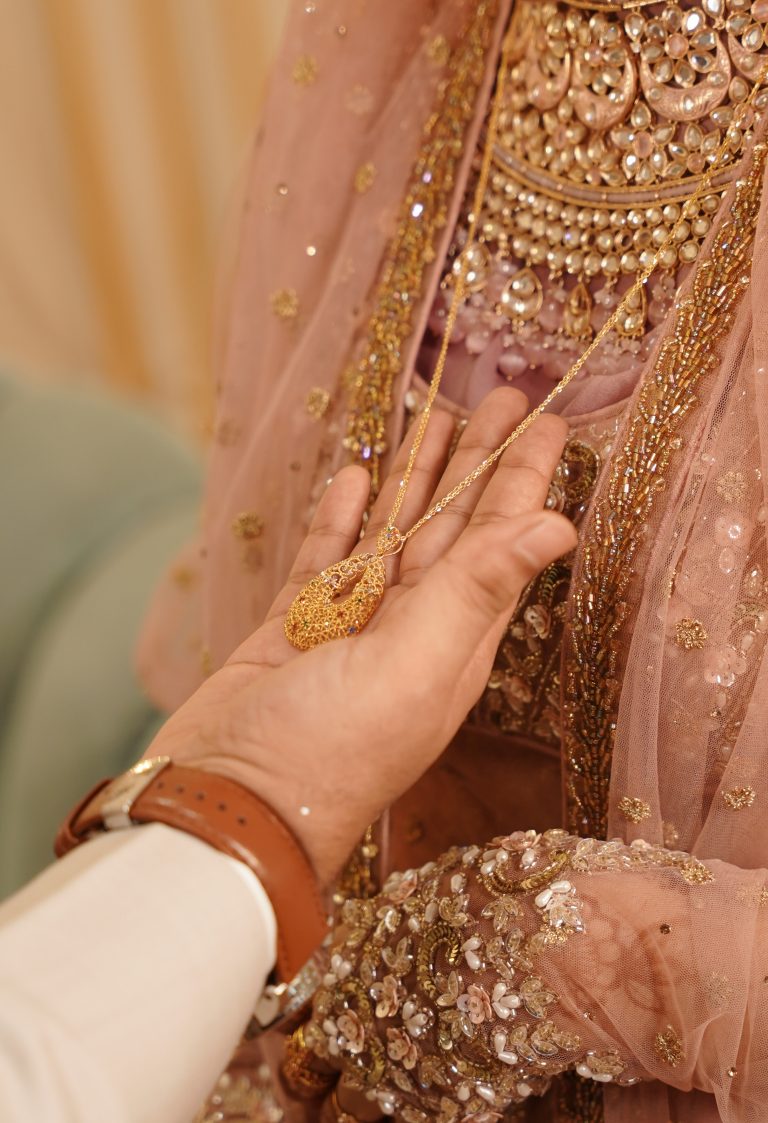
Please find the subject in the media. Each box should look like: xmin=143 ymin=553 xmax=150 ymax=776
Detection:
xmin=100 ymin=757 xmax=171 ymax=830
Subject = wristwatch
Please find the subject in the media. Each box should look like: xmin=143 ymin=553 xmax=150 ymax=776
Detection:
xmin=55 ymin=756 xmax=330 ymax=997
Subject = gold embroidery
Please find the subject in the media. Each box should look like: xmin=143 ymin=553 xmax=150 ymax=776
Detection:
xmin=307 ymin=831 xmax=648 ymax=1120
xmin=617 ymin=796 xmax=651 ymax=824
xmin=723 ymin=785 xmax=756 ymax=810
xmin=716 ymin=469 xmax=748 ymax=502
xmin=653 ymin=1025 xmax=685 ymax=1067
xmin=343 ymin=1 xmax=500 ymax=491
xmin=659 ymin=923 xmax=672 ymax=934
xmin=705 ymin=972 xmax=733 ymax=1008
xmin=270 ymin=288 xmax=300 ymax=319
xmin=567 ymin=834 xmax=713 ymax=886
xmin=426 ymin=34 xmax=450 ymax=66
xmin=306 ymin=387 xmax=331 ymax=420
xmin=292 ymin=54 xmax=318 ymax=86
xmin=736 ymin=882 xmax=768 ymax=906
xmin=679 ymin=858 xmax=714 ymax=885
xmin=334 ymin=825 xmax=380 ymax=905
xmin=170 ymin=565 xmax=196 ymax=590
xmin=563 ymin=145 xmax=768 ymax=839
xmin=282 ymin=1025 xmax=336 ymax=1098
xmin=576 ymin=1051 xmax=626 ymax=1081
xmin=231 ymin=512 xmax=265 ymax=540
xmin=305 ymin=831 xmax=722 ymax=1121
xmin=353 ymin=162 xmax=377 ymax=195
xmin=675 ymin=618 xmax=708 ymax=650
xmin=345 ymin=84 xmax=374 ymax=116
xmin=727 ymin=1066 xmax=738 ymax=1078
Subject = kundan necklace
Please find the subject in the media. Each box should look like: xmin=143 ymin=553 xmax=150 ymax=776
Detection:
xmin=285 ymin=34 xmax=767 ymax=652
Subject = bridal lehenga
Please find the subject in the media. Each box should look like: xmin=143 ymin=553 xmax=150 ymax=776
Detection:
xmin=139 ymin=2 xmax=768 ymax=1120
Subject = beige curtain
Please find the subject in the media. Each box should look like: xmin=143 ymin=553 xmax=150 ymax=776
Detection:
xmin=0 ymin=1 xmax=287 ymax=437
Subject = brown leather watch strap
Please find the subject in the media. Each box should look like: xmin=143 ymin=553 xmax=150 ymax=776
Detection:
xmin=55 ymin=759 xmax=328 ymax=981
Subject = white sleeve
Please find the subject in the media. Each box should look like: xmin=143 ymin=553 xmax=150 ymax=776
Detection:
xmin=0 ymin=823 xmax=277 ymax=1123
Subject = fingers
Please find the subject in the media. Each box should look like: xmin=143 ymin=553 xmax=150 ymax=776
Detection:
xmin=400 ymin=392 xmax=569 ymax=588
xmin=265 ymin=465 xmax=371 ymax=621
xmin=399 ymin=387 xmax=530 ymax=583
xmin=469 ymin=409 xmax=568 ymax=529
xmin=394 ymin=409 xmax=572 ymax=671
xmin=373 ymin=507 xmax=578 ymax=687
xmin=354 ymin=407 xmax=457 ymax=573
xmin=267 ymin=407 xmax=457 ymax=622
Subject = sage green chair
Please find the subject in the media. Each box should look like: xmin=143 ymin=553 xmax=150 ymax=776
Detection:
xmin=0 ymin=372 xmax=201 ymax=898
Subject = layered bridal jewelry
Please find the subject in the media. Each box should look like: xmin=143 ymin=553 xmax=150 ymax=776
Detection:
xmin=285 ymin=38 xmax=768 ymax=652
xmin=442 ymin=0 xmax=768 ymax=347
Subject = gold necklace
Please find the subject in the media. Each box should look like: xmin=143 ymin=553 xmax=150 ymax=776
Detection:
xmin=285 ymin=36 xmax=767 ymax=652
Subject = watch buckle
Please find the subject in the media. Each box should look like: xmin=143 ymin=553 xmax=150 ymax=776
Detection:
xmin=100 ymin=756 xmax=171 ymax=830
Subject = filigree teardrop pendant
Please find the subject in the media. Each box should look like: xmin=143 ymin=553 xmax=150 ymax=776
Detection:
xmin=284 ymin=553 xmax=386 ymax=651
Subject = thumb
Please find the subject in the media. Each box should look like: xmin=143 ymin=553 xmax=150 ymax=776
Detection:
xmin=377 ymin=510 xmax=577 ymax=680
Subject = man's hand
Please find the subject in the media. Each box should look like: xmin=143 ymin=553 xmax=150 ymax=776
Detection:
xmin=144 ymin=389 xmax=576 ymax=886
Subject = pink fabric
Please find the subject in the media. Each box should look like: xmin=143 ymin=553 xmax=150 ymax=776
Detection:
xmin=139 ymin=3 xmax=768 ymax=1120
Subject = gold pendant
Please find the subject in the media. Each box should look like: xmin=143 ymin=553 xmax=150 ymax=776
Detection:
xmin=284 ymin=553 xmax=386 ymax=651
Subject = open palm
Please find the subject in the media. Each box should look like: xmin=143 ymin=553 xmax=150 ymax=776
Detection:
xmin=146 ymin=389 xmax=576 ymax=885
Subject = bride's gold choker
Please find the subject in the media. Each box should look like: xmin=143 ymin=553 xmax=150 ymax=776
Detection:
xmin=440 ymin=0 xmax=768 ymax=345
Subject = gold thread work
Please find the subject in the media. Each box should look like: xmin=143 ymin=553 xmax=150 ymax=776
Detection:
xmin=563 ymin=144 xmax=768 ymax=840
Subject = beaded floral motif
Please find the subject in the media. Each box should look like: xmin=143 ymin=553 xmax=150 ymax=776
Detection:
xmin=722 ymin=784 xmax=756 ymax=809
xmin=306 ymin=830 xmax=716 ymax=1120
xmin=562 ymin=141 xmax=768 ymax=839
xmin=716 ymin=468 xmax=748 ymax=502
xmin=306 ymin=387 xmax=332 ymax=420
xmin=674 ymin=617 xmax=709 ymax=648
xmin=292 ymin=55 xmax=318 ymax=87
xmin=270 ymin=288 xmax=300 ymax=320
xmin=617 ymin=796 xmax=652 ymax=823
xmin=353 ymin=163 xmax=377 ymax=195
xmin=653 ymin=1024 xmax=686 ymax=1067
xmin=231 ymin=512 xmax=265 ymax=540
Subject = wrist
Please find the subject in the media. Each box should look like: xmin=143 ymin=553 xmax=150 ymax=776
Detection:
xmin=56 ymin=758 xmax=330 ymax=982
xmin=171 ymin=753 xmax=372 ymax=889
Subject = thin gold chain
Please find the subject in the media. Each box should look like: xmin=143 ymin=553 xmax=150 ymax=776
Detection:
xmin=384 ymin=33 xmax=514 ymax=530
xmin=379 ymin=39 xmax=768 ymax=554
